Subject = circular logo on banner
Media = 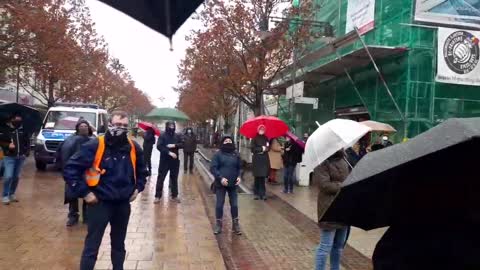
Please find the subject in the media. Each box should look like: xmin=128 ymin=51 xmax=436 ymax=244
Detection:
xmin=443 ymin=31 xmax=479 ymax=74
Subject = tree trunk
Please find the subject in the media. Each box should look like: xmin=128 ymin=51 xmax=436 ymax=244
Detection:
xmin=47 ymin=77 xmax=55 ymax=108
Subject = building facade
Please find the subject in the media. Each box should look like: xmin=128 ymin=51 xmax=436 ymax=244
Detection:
xmin=277 ymin=0 xmax=480 ymax=142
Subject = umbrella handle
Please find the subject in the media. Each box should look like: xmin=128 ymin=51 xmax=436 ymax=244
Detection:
xmin=343 ymin=157 xmax=353 ymax=170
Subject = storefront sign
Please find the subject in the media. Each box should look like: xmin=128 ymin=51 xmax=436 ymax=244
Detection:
xmin=415 ymin=0 xmax=480 ymax=30
xmin=346 ymin=0 xmax=375 ymax=35
xmin=436 ymin=28 xmax=480 ymax=86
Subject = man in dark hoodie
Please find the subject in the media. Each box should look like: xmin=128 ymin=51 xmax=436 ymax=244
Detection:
xmin=183 ymin=127 xmax=197 ymax=174
xmin=60 ymin=119 xmax=94 ymax=226
xmin=154 ymin=121 xmax=183 ymax=204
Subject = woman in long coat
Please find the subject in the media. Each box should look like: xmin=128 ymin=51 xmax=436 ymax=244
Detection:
xmin=250 ymin=125 xmax=270 ymax=200
xmin=268 ymin=138 xmax=283 ymax=184
xmin=314 ymin=150 xmax=350 ymax=270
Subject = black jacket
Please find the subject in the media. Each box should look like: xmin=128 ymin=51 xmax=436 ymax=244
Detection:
xmin=63 ymin=135 xmax=148 ymax=201
xmin=183 ymin=129 xmax=197 ymax=153
xmin=0 ymin=124 xmax=30 ymax=157
xmin=250 ymin=134 xmax=270 ymax=177
xmin=143 ymin=129 xmax=156 ymax=148
xmin=210 ymin=150 xmax=241 ymax=187
xmin=282 ymin=141 xmax=303 ymax=166
xmin=60 ymin=135 xmax=91 ymax=169
xmin=157 ymin=132 xmax=184 ymax=161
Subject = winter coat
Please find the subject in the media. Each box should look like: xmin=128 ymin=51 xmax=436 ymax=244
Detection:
xmin=0 ymin=123 xmax=30 ymax=157
xmin=250 ymin=134 xmax=270 ymax=177
xmin=183 ymin=129 xmax=197 ymax=153
xmin=268 ymin=138 xmax=283 ymax=170
xmin=63 ymin=136 xmax=147 ymax=202
xmin=143 ymin=129 xmax=156 ymax=149
xmin=210 ymin=150 xmax=241 ymax=187
xmin=314 ymin=152 xmax=349 ymax=229
xmin=157 ymin=132 xmax=184 ymax=161
xmin=282 ymin=141 xmax=303 ymax=166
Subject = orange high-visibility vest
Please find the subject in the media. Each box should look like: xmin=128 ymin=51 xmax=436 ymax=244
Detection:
xmin=85 ymin=136 xmax=137 ymax=187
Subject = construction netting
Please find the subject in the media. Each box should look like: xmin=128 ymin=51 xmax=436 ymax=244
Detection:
xmin=278 ymin=0 xmax=480 ymax=142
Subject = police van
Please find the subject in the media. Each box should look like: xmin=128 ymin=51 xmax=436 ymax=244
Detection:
xmin=34 ymin=103 xmax=108 ymax=171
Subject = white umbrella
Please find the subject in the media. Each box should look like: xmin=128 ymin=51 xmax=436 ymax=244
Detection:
xmin=304 ymin=119 xmax=371 ymax=172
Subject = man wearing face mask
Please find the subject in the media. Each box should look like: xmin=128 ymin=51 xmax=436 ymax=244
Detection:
xmin=1 ymin=113 xmax=30 ymax=205
xmin=60 ymin=119 xmax=94 ymax=226
xmin=64 ymin=111 xmax=147 ymax=270
xmin=182 ymin=127 xmax=197 ymax=174
xmin=154 ymin=121 xmax=184 ymax=204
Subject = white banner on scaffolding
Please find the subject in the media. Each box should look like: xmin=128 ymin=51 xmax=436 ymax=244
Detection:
xmin=346 ymin=0 xmax=375 ymax=35
xmin=436 ymin=28 xmax=480 ymax=86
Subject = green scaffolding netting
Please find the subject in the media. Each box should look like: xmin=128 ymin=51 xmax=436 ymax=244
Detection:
xmin=278 ymin=0 xmax=480 ymax=142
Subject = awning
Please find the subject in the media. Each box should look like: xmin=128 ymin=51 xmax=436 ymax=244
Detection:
xmin=305 ymin=46 xmax=408 ymax=83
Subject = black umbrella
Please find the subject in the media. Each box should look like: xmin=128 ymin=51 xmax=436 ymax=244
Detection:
xmin=98 ymin=0 xmax=204 ymax=42
xmin=0 ymin=103 xmax=42 ymax=134
xmin=321 ymin=117 xmax=480 ymax=230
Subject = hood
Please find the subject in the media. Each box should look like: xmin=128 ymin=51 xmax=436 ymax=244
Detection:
xmin=75 ymin=119 xmax=93 ymax=136
xmin=165 ymin=121 xmax=176 ymax=135
xmin=184 ymin=127 xmax=194 ymax=135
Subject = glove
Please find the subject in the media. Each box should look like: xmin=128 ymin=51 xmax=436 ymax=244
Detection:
xmin=130 ymin=189 xmax=139 ymax=202
xmin=84 ymin=192 xmax=98 ymax=204
xmin=169 ymin=152 xmax=178 ymax=159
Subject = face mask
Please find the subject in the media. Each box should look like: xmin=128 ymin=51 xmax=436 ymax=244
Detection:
xmin=187 ymin=130 xmax=192 ymax=134
xmin=12 ymin=120 xmax=22 ymax=128
xmin=108 ymin=125 xmax=128 ymax=137
xmin=258 ymin=130 xmax=265 ymax=135
xmin=221 ymin=142 xmax=235 ymax=153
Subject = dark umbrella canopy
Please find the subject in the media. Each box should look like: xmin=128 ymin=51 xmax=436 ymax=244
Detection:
xmin=322 ymin=118 xmax=480 ymax=230
xmin=0 ymin=103 xmax=42 ymax=134
xmin=98 ymin=0 xmax=204 ymax=39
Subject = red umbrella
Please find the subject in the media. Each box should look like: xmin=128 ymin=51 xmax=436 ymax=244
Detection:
xmin=240 ymin=115 xmax=288 ymax=139
xmin=138 ymin=122 xmax=160 ymax=136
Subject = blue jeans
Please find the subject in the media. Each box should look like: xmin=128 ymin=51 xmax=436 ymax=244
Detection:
xmin=215 ymin=185 xmax=238 ymax=219
xmin=2 ymin=156 xmax=26 ymax=197
xmin=315 ymin=227 xmax=348 ymax=270
xmin=283 ymin=165 xmax=296 ymax=192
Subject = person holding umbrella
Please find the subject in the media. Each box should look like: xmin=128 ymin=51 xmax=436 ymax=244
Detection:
xmin=314 ymin=150 xmax=350 ymax=270
xmin=0 ymin=113 xmax=30 ymax=205
xmin=250 ymin=125 xmax=270 ymax=201
xmin=210 ymin=136 xmax=242 ymax=235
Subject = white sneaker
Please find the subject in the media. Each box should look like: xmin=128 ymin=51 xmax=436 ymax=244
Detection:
xmin=153 ymin=197 xmax=161 ymax=204
xmin=2 ymin=196 xmax=10 ymax=205
xmin=9 ymin=194 xmax=18 ymax=202
xmin=170 ymin=197 xmax=181 ymax=203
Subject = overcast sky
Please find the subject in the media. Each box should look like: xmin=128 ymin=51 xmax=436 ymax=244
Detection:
xmin=85 ymin=0 xmax=202 ymax=108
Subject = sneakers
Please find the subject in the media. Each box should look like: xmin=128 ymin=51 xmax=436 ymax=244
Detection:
xmin=66 ymin=217 xmax=79 ymax=227
xmin=232 ymin=218 xmax=242 ymax=235
xmin=153 ymin=197 xmax=161 ymax=204
xmin=2 ymin=196 xmax=10 ymax=205
xmin=9 ymin=194 xmax=19 ymax=202
xmin=214 ymin=219 xmax=222 ymax=235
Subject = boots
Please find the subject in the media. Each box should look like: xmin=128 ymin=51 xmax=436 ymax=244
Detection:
xmin=232 ymin=218 xmax=242 ymax=235
xmin=214 ymin=219 xmax=222 ymax=235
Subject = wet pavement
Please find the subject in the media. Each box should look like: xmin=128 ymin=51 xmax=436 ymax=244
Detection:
xmin=0 ymin=143 xmax=377 ymax=270
xmin=0 ymin=150 xmax=225 ymax=270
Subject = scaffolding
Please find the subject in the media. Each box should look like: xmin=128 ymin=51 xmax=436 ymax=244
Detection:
xmin=278 ymin=0 xmax=480 ymax=141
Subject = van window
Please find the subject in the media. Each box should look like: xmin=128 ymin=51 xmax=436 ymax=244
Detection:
xmin=97 ymin=113 xmax=109 ymax=134
xmin=43 ymin=111 xmax=96 ymax=130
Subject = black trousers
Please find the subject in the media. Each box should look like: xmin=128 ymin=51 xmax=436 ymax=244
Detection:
xmin=143 ymin=145 xmax=153 ymax=173
xmin=68 ymin=198 xmax=87 ymax=220
xmin=254 ymin=177 xmax=266 ymax=197
xmin=156 ymin=159 xmax=180 ymax=198
xmin=183 ymin=152 xmax=194 ymax=172
xmin=80 ymin=201 xmax=131 ymax=270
